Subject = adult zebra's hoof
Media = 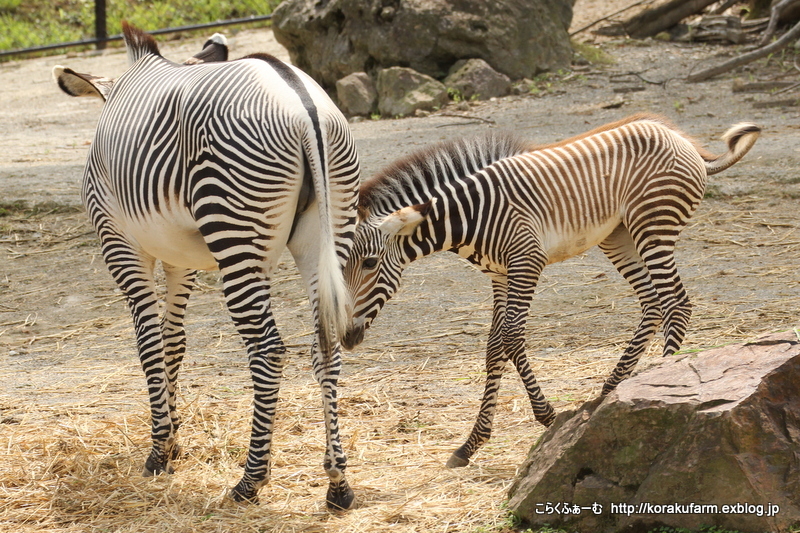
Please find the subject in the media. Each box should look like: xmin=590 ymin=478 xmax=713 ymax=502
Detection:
xmin=142 ymin=451 xmax=174 ymax=477
xmin=446 ymin=448 xmax=470 ymax=468
xmin=326 ymin=479 xmax=355 ymax=511
xmin=228 ymin=484 xmax=259 ymax=505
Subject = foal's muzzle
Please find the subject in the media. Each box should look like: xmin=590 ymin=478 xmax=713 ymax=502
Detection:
xmin=341 ymin=325 xmax=365 ymax=351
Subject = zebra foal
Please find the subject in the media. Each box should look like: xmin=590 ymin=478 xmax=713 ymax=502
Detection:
xmin=342 ymin=114 xmax=759 ymax=468
xmin=54 ymin=24 xmax=359 ymax=509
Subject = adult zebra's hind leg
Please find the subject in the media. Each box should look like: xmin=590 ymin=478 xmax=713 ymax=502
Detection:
xmin=598 ymin=225 xmax=663 ymax=395
xmin=289 ymin=209 xmax=354 ymax=510
xmin=216 ymin=260 xmax=285 ymax=504
xmin=309 ymin=314 xmax=353 ymax=510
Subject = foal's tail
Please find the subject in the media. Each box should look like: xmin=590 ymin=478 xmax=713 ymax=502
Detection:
xmin=702 ymin=122 xmax=761 ymax=175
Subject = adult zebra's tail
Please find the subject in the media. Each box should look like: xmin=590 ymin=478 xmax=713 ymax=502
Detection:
xmin=703 ymin=122 xmax=761 ymax=175
xmin=302 ymin=122 xmax=351 ymax=350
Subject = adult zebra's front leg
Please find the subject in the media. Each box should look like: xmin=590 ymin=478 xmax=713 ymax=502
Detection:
xmin=99 ymin=236 xmax=178 ymax=476
xmin=160 ymin=263 xmax=198 ymax=460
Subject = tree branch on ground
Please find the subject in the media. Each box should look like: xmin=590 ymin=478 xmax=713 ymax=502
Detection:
xmin=758 ymin=0 xmax=800 ymax=46
xmin=687 ymin=17 xmax=800 ymax=82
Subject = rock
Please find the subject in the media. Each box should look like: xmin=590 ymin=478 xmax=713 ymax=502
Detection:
xmin=443 ymin=59 xmax=511 ymax=101
xmin=376 ymin=67 xmax=448 ymax=118
xmin=507 ymin=330 xmax=800 ymax=533
xmin=335 ymin=72 xmax=377 ymax=117
xmin=271 ymin=0 xmax=575 ymax=91
xmin=511 ymin=78 xmax=535 ymax=95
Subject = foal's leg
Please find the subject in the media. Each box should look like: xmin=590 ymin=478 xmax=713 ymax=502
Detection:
xmin=503 ymin=253 xmax=555 ymax=427
xmin=643 ymin=251 xmax=692 ymax=358
xmin=448 ymin=252 xmax=555 ymax=467
xmin=447 ymin=279 xmax=512 ymax=468
xmin=598 ymin=225 xmax=663 ymax=395
xmin=626 ymin=191 xmax=696 ymax=361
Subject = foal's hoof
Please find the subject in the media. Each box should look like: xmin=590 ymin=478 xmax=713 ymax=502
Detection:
xmin=536 ymin=407 xmax=557 ymax=428
xmin=601 ymin=382 xmax=617 ymax=396
xmin=326 ymin=479 xmax=355 ymax=511
xmin=446 ymin=450 xmax=470 ymax=468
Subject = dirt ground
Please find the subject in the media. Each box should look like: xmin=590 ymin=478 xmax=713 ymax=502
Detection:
xmin=0 ymin=2 xmax=799 ymax=532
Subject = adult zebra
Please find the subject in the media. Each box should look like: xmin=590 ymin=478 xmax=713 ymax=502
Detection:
xmin=54 ymin=23 xmax=360 ymax=509
xmin=342 ymin=114 xmax=759 ymax=468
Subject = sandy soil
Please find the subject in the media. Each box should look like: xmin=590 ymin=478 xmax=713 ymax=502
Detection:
xmin=0 ymin=2 xmax=798 ymax=531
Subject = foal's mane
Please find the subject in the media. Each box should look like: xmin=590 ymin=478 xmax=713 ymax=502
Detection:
xmin=359 ymin=131 xmax=534 ymax=214
xmin=531 ymin=112 xmax=713 ymax=159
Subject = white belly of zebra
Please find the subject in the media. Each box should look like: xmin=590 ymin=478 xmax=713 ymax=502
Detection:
xmin=128 ymin=215 xmax=218 ymax=271
xmin=542 ymin=216 xmax=621 ymax=265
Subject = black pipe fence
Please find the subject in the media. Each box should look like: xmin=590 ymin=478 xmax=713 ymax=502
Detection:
xmin=0 ymin=0 xmax=273 ymax=60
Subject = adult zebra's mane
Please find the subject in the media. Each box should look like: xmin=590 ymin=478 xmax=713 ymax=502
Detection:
xmin=359 ymin=132 xmax=534 ymax=217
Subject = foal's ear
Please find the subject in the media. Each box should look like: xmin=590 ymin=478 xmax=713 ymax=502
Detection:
xmin=378 ymin=198 xmax=437 ymax=236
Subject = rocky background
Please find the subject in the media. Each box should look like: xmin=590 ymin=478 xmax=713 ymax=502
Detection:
xmin=272 ymin=0 xmax=576 ymax=117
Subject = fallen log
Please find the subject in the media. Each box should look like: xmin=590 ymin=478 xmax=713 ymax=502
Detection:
xmin=688 ymin=18 xmax=800 ymax=82
xmin=675 ymin=15 xmax=746 ymax=43
xmin=623 ymin=0 xmax=718 ymax=38
xmin=569 ymin=0 xmax=653 ymax=37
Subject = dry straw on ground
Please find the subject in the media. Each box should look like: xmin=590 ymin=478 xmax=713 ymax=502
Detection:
xmin=1 ymin=187 xmax=798 ymax=533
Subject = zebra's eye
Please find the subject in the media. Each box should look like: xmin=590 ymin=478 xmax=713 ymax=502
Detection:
xmin=362 ymin=257 xmax=378 ymax=270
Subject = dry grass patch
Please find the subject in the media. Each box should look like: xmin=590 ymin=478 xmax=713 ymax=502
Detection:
xmin=0 ymin=197 xmax=798 ymax=532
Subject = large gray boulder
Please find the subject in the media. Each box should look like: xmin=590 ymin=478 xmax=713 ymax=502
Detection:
xmin=376 ymin=67 xmax=448 ymax=117
xmin=444 ymin=58 xmax=512 ymax=101
xmin=508 ymin=330 xmax=800 ymax=533
xmin=271 ymin=0 xmax=575 ymax=91
xmin=336 ymin=72 xmax=378 ymax=116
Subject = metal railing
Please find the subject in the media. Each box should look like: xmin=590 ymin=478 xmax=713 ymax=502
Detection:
xmin=0 ymin=0 xmax=273 ymax=60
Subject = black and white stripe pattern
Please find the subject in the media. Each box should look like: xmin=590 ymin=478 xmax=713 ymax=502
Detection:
xmin=61 ymin=23 xmax=360 ymax=509
xmin=342 ymin=114 xmax=759 ymax=468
